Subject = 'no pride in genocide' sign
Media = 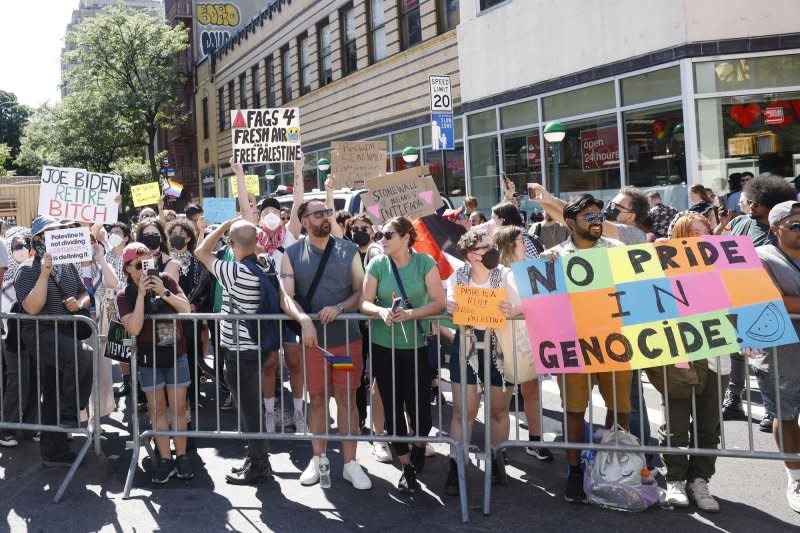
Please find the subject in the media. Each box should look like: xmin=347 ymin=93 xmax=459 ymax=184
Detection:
xmin=363 ymin=166 xmax=443 ymax=223
xmin=231 ymin=108 xmax=301 ymax=164
xmin=39 ymin=166 xmax=121 ymax=224
xmin=512 ymin=236 xmax=798 ymax=374
xmin=44 ymin=227 xmax=92 ymax=265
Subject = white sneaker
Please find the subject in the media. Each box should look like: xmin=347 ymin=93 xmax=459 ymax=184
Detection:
xmin=425 ymin=443 xmax=436 ymax=457
xmin=688 ymin=478 xmax=719 ymax=512
xmin=264 ymin=409 xmax=276 ymax=433
xmin=343 ymin=460 xmax=372 ymax=490
xmin=372 ymin=440 xmax=392 ymax=463
xmin=294 ymin=410 xmax=307 ymax=434
xmin=787 ymin=478 xmax=800 ymax=513
xmin=665 ymin=480 xmax=689 ymax=508
xmin=300 ymin=456 xmax=320 ymax=486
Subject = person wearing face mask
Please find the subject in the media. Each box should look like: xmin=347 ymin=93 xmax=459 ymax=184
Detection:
xmin=360 ymin=216 xmax=444 ymax=493
xmin=136 ymin=220 xmax=180 ymax=281
xmin=443 ymin=228 xmax=523 ymax=496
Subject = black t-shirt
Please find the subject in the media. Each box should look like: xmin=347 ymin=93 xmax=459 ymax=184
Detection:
xmin=14 ymin=258 xmax=85 ymax=316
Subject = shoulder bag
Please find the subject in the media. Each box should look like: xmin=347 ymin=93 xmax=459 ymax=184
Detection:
xmin=287 ymin=238 xmax=334 ymax=335
xmin=389 ymin=255 xmax=439 ymax=370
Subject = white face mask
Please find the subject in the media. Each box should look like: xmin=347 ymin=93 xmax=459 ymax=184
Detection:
xmin=107 ymin=233 xmax=124 ymax=249
xmin=12 ymin=249 xmax=29 ymax=264
xmin=261 ymin=212 xmax=281 ymax=231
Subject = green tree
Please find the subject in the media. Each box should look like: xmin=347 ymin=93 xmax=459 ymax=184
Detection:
xmin=14 ymin=104 xmax=59 ymax=174
xmin=0 ymin=143 xmax=11 ymax=174
xmin=0 ymin=90 xmax=31 ymax=173
xmin=111 ymin=154 xmax=157 ymax=214
xmin=64 ymin=7 xmax=189 ymax=180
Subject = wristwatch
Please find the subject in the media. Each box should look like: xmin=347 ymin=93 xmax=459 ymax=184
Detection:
xmin=164 ymin=290 xmax=172 ymax=298
xmin=336 ymin=303 xmax=345 ymax=313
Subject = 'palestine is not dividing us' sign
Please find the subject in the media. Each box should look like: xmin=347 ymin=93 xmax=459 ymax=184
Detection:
xmin=231 ymin=108 xmax=301 ymax=164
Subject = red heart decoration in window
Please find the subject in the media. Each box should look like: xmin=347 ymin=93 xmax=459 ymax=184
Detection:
xmin=728 ymin=103 xmax=762 ymax=128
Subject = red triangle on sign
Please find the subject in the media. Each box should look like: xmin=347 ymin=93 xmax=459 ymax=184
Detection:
xmin=233 ymin=110 xmax=247 ymax=128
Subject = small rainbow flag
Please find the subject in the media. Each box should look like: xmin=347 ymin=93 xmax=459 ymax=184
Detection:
xmin=317 ymin=347 xmax=354 ymax=372
xmin=164 ymin=178 xmax=184 ymax=198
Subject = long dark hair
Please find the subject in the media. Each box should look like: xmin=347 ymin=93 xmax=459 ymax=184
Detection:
xmin=135 ymin=220 xmax=169 ymax=256
xmin=492 ymin=202 xmax=524 ymax=227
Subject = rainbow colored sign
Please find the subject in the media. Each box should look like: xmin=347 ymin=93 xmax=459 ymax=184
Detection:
xmin=511 ymin=236 xmax=798 ymax=374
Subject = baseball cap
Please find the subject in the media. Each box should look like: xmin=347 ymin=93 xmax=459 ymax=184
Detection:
xmin=31 ymin=216 xmax=64 ymax=237
xmin=122 ymin=242 xmax=152 ymax=265
xmin=768 ymin=201 xmax=800 ymax=226
xmin=442 ymin=207 xmax=465 ymax=222
xmin=258 ymin=196 xmax=281 ymax=213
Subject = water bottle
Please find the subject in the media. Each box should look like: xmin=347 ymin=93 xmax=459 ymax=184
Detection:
xmin=319 ymin=454 xmax=331 ymax=488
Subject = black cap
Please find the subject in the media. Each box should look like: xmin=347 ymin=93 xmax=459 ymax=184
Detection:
xmin=185 ymin=204 xmax=204 ymax=219
xmin=258 ymin=196 xmax=281 ymax=213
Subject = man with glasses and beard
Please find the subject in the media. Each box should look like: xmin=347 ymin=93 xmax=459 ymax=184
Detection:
xmin=280 ymin=200 xmax=372 ymax=490
xmin=539 ymin=194 xmax=632 ymax=503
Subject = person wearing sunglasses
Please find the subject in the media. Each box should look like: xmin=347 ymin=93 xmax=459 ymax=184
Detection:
xmin=755 ymin=200 xmax=800 ymax=514
xmin=360 ymin=216 xmax=444 ymax=494
xmin=723 ymin=176 xmax=797 ymax=425
xmin=539 ymin=194 xmax=632 ymax=504
xmin=117 ymin=242 xmax=193 ymax=484
xmin=281 ymin=199 xmax=372 ymax=490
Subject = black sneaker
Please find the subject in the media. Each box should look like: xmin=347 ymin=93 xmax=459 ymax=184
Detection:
xmin=445 ymin=458 xmax=459 ymax=496
xmin=0 ymin=432 xmax=19 ymax=447
xmin=114 ymin=374 xmax=131 ymax=398
xmin=721 ymin=389 xmax=745 ymax=420
xmin=221 ymin=393 xmax=235 ymax=411
xmin=491 ymin=451 xmax=507 ymax=485
xmin=152 ymin=459 xmax=176 ymax=484
xmin=42 ymin=449 xmax=78 ymax=468
xmin=564 ymin=467 xmax=587 ymax=503
xmin=526 ymin=446 xmax=555 ymax=462
xmin=398 ymin=464 xmax=419 ymax=494
xmin=411 ymin=445 xmax=426 ymax=474
xmin=175 ymin=455 xmax=194 ymax=480
xmin=759 ymin=413 xmax=774 ymax=433
xmin=231 ymin=457 xmax=251 ymax=474
xmin=225 ymin=457 xmax=273 ymax=485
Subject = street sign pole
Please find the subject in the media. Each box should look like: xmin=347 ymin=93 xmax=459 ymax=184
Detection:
xmin=429 ymin=75 xmax=454 ymax=199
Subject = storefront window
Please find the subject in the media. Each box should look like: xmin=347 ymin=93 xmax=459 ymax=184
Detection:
xmin=424 ymin=143 xmax=465 ymax=199
xmin=621 ymin=66 xmax=681 ymax=106
xmin=502 ymin=128 xmax=542 ymax=188
xmin=467 ymin=110 xmax=496 ymax=136
xmin=696 ymin=91 xmax=800 ymax=194
xmin=543 ymin=82 xmax=614 ymax=121
xmin=547 ymin=115 xmax=621 ymax=201
xmin=469 ymin=136 xmax=499 ymax=216
xmin=694 ymin=54 xmax=800 ymax=94
xmin=500 ymin=100 xmax=538 ymax=129
xmin=391 ymin=129 xmax=420 ymax=152
xmin=624 ymin=104 xmax=687 ymax=209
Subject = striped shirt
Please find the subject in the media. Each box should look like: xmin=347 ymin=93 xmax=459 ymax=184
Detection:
xmin=13 ymin=258 xmax=85 ymax=316
xmin=212 ymin=257 xmax=263 ymax=351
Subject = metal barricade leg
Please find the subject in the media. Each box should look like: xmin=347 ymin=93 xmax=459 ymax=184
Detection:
xmin=123 ymin=337 xmax=140 ymax=499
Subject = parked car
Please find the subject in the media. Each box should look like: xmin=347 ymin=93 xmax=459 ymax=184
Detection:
xmin=274 ymin=188 xmax=453 ymax=216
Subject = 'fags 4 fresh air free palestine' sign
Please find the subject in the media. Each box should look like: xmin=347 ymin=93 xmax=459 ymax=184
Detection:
xmin=230 ymin=108 xmax=302 ymax=164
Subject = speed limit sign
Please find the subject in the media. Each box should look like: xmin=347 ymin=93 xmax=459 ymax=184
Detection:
xmin=429 ymin=75 xmax=452 ymax=113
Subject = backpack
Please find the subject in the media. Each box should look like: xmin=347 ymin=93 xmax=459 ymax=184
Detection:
xmin=582 ymin=426 xmax=662 ymax=512
xmin=238 ymin=258 xmax=281 ymax=353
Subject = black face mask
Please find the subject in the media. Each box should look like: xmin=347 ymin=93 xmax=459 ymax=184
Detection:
xmin=140 ymin=233 xmax=162 ymax=251
xmin=603 ymin=204 xmax=620 ymax=222
xmin=480 ymin=248 xmax=500 ymax=270
xmin=352 ymin=232 xmax=371 ymax=247
xmin=32 ymin=239 xmax=47 ymax=257
xmin=169 ymin=235 xmax=186 ymax=250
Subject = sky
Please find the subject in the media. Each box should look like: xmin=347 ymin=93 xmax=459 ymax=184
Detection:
xmin=0 ymin=2 xmax=81 ymax=107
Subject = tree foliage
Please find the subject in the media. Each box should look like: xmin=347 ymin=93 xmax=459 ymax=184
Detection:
xmin=0 ymin=90 xmax=31 ymax=173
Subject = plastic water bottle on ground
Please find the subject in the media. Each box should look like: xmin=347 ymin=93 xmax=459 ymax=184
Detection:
xmin=319 ymin=454 xmax=331 ymax=488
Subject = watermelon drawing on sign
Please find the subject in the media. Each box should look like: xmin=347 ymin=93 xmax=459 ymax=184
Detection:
xmin=744 ymin=303 xmax=785 ymax=342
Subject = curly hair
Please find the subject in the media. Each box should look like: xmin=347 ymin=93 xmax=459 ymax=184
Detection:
xmin=166 ymin=218 xmax=198 ymax=252
xmin=457 ymin=228 xmax=488 ymax=255
xmin=493 ymin=225 xmax=522 ymax=267
xmin=744 ymin=175 xmax=797 ymax=210
xmin=620 ymin=186 xmax=650 ymax=224
xmin=384 ymin=216 xmax=417 ymax=247
xmin=345 ymin=213 xmax=374 ymax=240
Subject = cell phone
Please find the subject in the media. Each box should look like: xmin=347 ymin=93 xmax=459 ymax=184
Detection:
xmin=391 ymin=297 xmax=403 ymax=312
xmin=142 ymin=258 xmax=157 ymax=276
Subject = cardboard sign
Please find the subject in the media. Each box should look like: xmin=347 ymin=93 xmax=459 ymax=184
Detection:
xmin=580 ymin=125 xmax=619 ymax=172
xmin=131 ymin=182 xmax=161 ymax=207
xmin=39 ymin=166 xmax=120 ymax=224
xmin=230 ymin=174 xmax=261 ymax=197
xmin=511 ymin=236 xmax=799 ymax=374
xmin=203 ymin=197 xmax=237 ymax=223
xmin=453 ymin=286 xmax=507 ymax=329
xmin=363 ymin=166 xmax=442 ymax=222
xmin=230 ymin=107 xmax=301 ymax=164
xmin=44 ymin=227 xmax=92 ymax=265
xmin=330 ymin=141 xmax=387 ymax=189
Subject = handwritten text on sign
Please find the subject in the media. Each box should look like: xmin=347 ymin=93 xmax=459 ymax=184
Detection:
xmin=511 ymin=236 xmax=798 ymax=374
xmin=230 ymin=108 xmax=301 ymax=164
xmin=331 ymin=140 xmax=387 ymax=189
xmin=39 ymin=166 xmax=121 ymax=224
xmin=44 ymin=227 xmax=92 ymax=265
xmin=131 ymin=182 xmax=161 ymax=207
xmin=453 ymin=286 xmax=507 ymax=329
xmin=363 ymin=166 xmax=443 ymax=222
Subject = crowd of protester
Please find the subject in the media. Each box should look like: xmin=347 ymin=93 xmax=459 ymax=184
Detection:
xmin=1 ymin=166 xmax=798 ymax=514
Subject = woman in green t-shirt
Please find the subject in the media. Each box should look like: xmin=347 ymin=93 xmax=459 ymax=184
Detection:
xmin=361 ymin=216 xmax=444 ymax=494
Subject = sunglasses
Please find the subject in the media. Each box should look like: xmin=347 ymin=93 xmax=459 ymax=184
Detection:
xmin=745 ymin=200 xmax=758 ymax=206
xmin=584 ymin=213 xmax=605 ymax=223
xmin=378 ymin=230 xmax=401 ymax=240
xmin=351 ymin=227 xmax=370 ymax=233
xmin=781 ymin=221 xmax=800 ymax=232
xmin=608 ymin=202 xmax=632 ymax=212
xmin=280 ymin=216 xmax=290 ymax=221
xmin=11 ymin=243 xmax=28 ymax=252
xmin=129 ymin=262 xmax=144 ymax=271
xmin=303 ymin=208 xmax=333 ymax=219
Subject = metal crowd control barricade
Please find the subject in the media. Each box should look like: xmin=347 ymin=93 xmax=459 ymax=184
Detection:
xmin=482 ymin=315 xmax=800 ymax=516
xmin=123 ymin=312 xmax=472 ymax=522
xmin=0 ymin=312 xmax=101 ymax=503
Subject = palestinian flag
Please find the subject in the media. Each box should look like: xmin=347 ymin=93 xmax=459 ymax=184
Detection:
xmin=412 ymin=214 xmax=466 ymax=280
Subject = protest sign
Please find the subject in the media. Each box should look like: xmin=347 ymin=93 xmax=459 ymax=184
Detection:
xmin=363 ymin=166 xmax=442 ymax=222
xmin=39 ymin=166 xmax=121 ymax=224
xmin=511 ymin=236 xmax=798 ymax=374
xmin=330 ymin=141 xmax=387 ymax=189
xmin=203 ymin=198 xmax=237 ymax=223
xmin=230 ymin=108 xmax=301 ymax=164
xmin=44 ymin=227 xmax=92 ymax=265
xmin=131 ymin=182 xmax=161 ymax=207
xmin=453 ymin=286 xmax=507 ymax=329
xmin=230 ymin=174 xmax=261 ymax=197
